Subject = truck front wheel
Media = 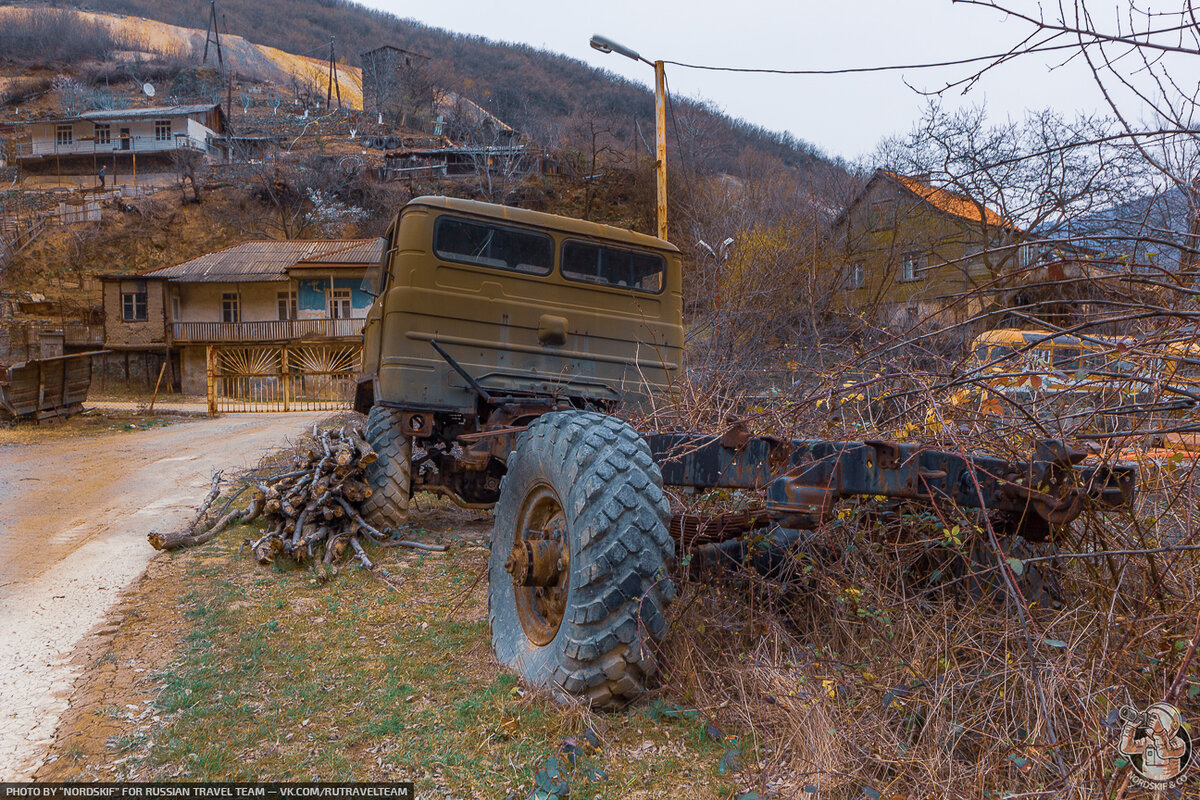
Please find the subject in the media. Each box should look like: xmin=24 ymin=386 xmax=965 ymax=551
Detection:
xmin=489 ymin=411 xmax=675 ymax=708
xmin=361 ymin=406 xmax=411 ymax=530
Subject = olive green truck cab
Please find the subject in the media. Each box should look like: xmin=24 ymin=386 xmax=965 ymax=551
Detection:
xmin=355 ymin=196 xmax=1133 ymax=709
xmin=358 ymin=196 xmax=683 ymax=422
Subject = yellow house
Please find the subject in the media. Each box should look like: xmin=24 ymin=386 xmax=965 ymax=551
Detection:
xmin=832 ymin=169 xmax=1025 ymax=326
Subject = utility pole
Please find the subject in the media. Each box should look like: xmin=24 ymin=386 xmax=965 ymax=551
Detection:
xmin=590 ymin=35 xmax=668 ymax=241
xmin=653 ymin=60 xmax=667 ymax=242
xmin=327 ymin=37 xmax=342 ymax=110
xmin=202 ymin=0 xmax=223 ymax=68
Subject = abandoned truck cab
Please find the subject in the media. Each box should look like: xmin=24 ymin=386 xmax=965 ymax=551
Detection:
xmin=357 ymin=196 xmax=684 ymax=423
xmin=357 ymin=197 xmax=1134 ymax=710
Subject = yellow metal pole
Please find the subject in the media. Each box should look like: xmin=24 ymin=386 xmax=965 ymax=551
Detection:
xmin=206 ymin=344 xmax=216 ymax=416
xmin=281 ymin=344 xmax=290 ymax=412
xmin=654 ymin=60 xmax=668 ymax=242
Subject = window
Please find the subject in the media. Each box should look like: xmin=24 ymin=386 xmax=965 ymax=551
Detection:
xmin=94 ymin=123 xmax=111 ymax=146
xmin=277 ymin=290 xmax=298 ymax=320
xmin=154 ymin=120 xmax=172 ymax=141
xmin=328 ymin=288 xmax=352 ymax=319
xmin=901 ymin=252 xmax=923 ymax=281
xmin=870 ymin=201 xmax=891 ymax=232
xmin=221 ymin=292 xmax=240 ymax=323
xmin=561 ymin=240 xmax=665 ymax=293
xmin=121 ymin=282 xmax=148 ymax=322
xmin=433 ymin=216 xmax=552 ymax=275
xmin=56 ymin=124 xmax=73 ymax=146
xmin=170 ymin=296 xmax=180 ymax=323
xmin=845 ymin=261 xmax=865 ymax=289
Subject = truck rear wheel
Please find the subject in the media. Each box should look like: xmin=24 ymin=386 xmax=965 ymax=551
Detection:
xmin=361 ymin=406 xmax=411 ymax=530
xmin=489 ymin=411 xmax=675 ymax=709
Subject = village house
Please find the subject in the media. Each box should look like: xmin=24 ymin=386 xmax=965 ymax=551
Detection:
xmin=100 ymin=238 xmax=382 ymax=405
xmin=3 ymin=103 xmax=228 ymax=183
xmin=832 ymin=169 xmax=1027 ymax=326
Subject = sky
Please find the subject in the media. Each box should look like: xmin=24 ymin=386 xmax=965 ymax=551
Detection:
xmin=350 ymin=0 xmax=1185 ymax=164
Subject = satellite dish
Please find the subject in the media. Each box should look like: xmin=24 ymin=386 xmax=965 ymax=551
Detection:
xmin=143 ymin=83 xmax=156 ymax=97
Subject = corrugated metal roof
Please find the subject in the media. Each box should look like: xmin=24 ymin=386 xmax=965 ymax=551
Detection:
xmin=11 ymin=104 xmax=221 ymax=126
xmin=291 ymin=238 xmax=385 ymax=267
xmin=144 ymin=239 xmax=380 ymax=283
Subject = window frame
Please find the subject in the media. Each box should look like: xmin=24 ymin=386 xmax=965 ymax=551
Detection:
xmin=277 ymin=289 xmax=298 ymax=321
xmin=221 ymin=292 xmax=240 ymax=323
xmin=559 ymin=238 xmax=667 ymax=295
xmin=154 ymin=119 xmax=172 ymax=142
xmin=432 ymin=215 xmax=554 ymax=276
xmin=327 ymin=288 xmax=352 ymax=319
xmin=846 ymin=260 xmax=865 ymax=290
xmin=94 ymin=123 xmax=111 ymax=146
xmin=121 ymin=285 xmax=148 ymax=322
xmin=55 ymin=124 xmax=73 ymax=147
xmin=901 ymin=252 xmax=923 ymax=282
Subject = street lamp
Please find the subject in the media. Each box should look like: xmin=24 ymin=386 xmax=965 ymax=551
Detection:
xmin=590 ymin=34 xmax=668 ymax=242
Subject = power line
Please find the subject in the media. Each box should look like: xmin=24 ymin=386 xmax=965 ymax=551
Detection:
xmin=661 ymin=40 xmax=1088 ymax=76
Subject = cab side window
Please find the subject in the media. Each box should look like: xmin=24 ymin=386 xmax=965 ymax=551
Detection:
xmin=561 ymin=240 xmax=665 ymax=293
xmin=434 ymin=216 xmax=552 ymax=275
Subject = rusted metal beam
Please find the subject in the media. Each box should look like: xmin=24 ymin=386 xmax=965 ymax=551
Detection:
xmin=647 ymin=431 xmax=1135 ymax=529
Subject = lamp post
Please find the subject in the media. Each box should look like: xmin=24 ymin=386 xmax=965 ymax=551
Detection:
xmin=589 ymin=34 xmax=668 ymax=242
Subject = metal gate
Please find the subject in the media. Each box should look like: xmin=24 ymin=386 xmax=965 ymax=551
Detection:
xmin=206 ymin=343 xmax=360 ymax=413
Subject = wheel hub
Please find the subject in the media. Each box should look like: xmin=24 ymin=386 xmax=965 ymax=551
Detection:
xmin=507 ymin=489 xmax=570 ymax=646
xmin=505 ymin=538 xmax=566 ymax=587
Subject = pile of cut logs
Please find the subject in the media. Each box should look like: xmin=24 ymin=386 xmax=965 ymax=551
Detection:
xmin=149 ymin=423 xmax=441 ymax=568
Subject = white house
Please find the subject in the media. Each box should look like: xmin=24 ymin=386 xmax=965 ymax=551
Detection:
xmin=8 ymin=103 xmax=228 ymax=164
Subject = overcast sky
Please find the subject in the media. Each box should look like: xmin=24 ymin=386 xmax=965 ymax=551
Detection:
xmin=357 ymin=0 xmax=1189 ymax=164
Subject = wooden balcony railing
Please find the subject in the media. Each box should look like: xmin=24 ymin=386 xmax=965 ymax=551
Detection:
xmin=172 ymin=318 xmax=363 ymax=343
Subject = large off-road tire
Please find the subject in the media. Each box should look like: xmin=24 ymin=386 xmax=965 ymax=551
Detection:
xmin=489 ymin=411 xmax=675 ymax=709
xmin=360 ymin=406 xmax=411 ymax=530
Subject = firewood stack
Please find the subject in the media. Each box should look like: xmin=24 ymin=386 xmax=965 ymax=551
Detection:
xmin=150 ymin=422 xmax=443 ymax=569
xmin=250 ymin=423 xmax=388 ymax=569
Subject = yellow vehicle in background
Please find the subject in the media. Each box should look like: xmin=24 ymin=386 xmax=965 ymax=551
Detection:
xmin=966 ymin=328 xmax=1199 ymax=450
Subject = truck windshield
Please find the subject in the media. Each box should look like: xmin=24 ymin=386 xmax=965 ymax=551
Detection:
xmin=360 ymin=227 xmax=392 ymax=297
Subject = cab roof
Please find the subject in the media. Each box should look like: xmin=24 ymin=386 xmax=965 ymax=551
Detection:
xmin=404 ymin=196 xmax=680 ymax=254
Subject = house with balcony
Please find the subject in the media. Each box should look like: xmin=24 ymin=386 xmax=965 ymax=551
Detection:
xmin=101 ymin=238 xmax=383 ymax=400
xmin=5 ymin=103 xmax=228 ymax=180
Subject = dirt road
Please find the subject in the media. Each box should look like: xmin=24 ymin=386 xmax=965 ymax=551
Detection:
xmin=0 ymin=412 xmax=328 ymax=779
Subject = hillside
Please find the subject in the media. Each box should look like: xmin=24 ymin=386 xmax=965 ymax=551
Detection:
xmin=40 ymin=0 xmax=844 ymax=183
xmin=0 ymin=5 xmax=365 ymax=107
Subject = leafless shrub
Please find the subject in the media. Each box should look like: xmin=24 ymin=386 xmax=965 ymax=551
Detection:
xmin=0 ymin=9 xmax=131 ymax=67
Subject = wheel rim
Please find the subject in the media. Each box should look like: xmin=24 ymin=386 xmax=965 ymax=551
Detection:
xmin=507 ymin=483 xmax=570 ymax=646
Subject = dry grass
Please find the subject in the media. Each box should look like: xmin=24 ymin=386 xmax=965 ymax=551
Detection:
xmin=641 ymin=322 xmax=1200 ymax=798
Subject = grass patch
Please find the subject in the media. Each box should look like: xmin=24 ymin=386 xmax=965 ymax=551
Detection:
xmin=110 ymin=512 xmax=744 ymax=798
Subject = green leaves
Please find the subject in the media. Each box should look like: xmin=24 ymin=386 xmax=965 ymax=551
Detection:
xmin=1005 ymin=556 xmax=1024 ymax=575
xmin=1043 ymin=638 xmax=1068 ymax=648
xmin=532 ymin=755 xmax=570 ymax=798
xmin=718 ymin=740 xmax=742 ymax=774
